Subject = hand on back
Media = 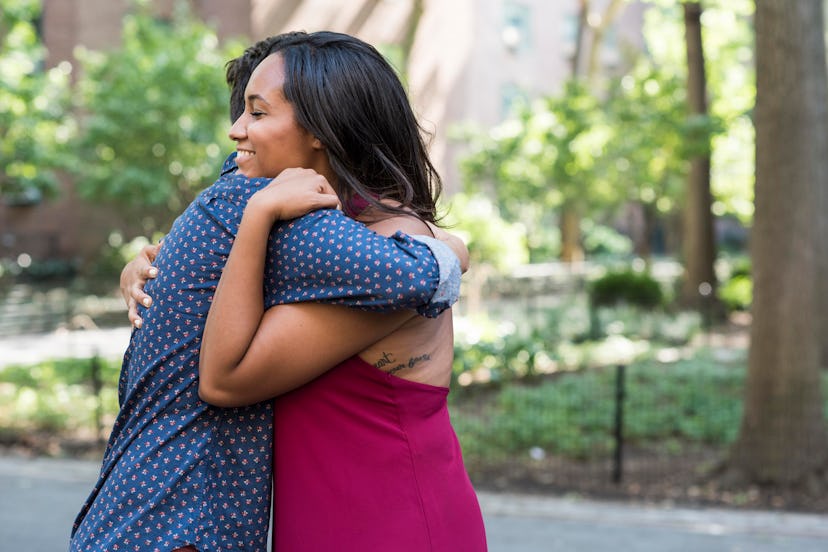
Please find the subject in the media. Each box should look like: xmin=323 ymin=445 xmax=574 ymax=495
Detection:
xmin=246 ymin=168 xmax=341 ymax=223
xmin=121 ymin=242 xmax=160 ymax=328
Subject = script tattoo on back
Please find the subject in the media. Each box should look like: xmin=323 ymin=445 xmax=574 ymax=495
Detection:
xmin=373 ymin=351 xmax=431 ymax=375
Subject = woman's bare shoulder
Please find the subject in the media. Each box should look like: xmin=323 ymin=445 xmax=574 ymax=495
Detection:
xmin=366 ymin=213 xmax=432 ymax=238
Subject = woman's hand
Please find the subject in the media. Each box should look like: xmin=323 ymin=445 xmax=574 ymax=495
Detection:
xmin=246 ymin=168 xmax=340 ymax=223
xmin=120 ymin=243 xmax=160 ymax=329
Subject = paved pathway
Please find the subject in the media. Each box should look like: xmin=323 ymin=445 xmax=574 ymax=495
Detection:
xmin=1 ymin=455 xmax=827 ymax=552
xmin=0 ymin=326 xmax=132 ymax=368
xmin=3 ymin=328 xmax=828 ymax=550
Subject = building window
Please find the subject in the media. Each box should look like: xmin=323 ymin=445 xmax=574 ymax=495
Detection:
xmin=562 ymin=12 xmax=579 ymax=56
xmin=501 ymin=82 xmax=527 ymax=118
xmin=502 ymin=1 xmax=531 ymax=54
xmin=2 ymin=186 xmax=43 ymax=208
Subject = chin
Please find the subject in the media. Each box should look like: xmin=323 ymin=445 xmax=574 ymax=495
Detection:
xmin=237 ymin=166 xmax=262 ymax=178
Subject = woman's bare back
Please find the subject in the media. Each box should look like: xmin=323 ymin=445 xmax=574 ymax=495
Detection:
xmin=358 ymin=309 xmax=454 ymax=388
xmin=359 ymin=210 xmax=456 ymax=388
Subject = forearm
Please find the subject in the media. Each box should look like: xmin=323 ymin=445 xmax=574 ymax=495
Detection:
xmin=200 ymin=209 xmax=272 ymax=380
xmin=200 ymin=303 xmax=414 ymax=406
xmin=200 ymin=168 xmax=342 ymax=394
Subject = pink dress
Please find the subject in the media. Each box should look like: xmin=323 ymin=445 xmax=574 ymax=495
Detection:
xmin=272 ymin=356 xmax=488 ymax=551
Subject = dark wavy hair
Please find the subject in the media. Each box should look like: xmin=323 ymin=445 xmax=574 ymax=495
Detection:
xmin=226 ymin=31 xmax=442 ymax=224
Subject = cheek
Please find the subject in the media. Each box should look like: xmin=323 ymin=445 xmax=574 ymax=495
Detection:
xmin=251 ymin=129 xmax=281 ymax=161
xmin=252 ymin=121 xmax=313 ymax=172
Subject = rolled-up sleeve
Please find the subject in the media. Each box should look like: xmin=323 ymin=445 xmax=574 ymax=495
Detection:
xmin=262 ymin=209 xmax=460 ymax=318
xmin=409 ymin=235 xmax=462 ymax=318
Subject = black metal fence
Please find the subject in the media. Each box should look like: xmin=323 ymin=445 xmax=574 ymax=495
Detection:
xmin=453 ymin=362 xmax=739 ymax=505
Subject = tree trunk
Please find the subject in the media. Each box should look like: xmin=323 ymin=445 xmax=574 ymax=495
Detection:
xmin=560 ymin=0 xmax=624 ymax=264
xmin=560 ymin=204 xmax=584 ymax=263
xmin=397 ymin=0 xmax=424 ymax=81
xmin=586 ymin=0 xmax=624 ymax=81
xmin=570 ymin=0 xmax=588 ymax=76
xmin=640 ymin=202 xmax=655 ymax=260
xmin=679 ymin=2 xmax=718 ymax=311
xmin=729 ymin=0 xmax=828 ymax=483
xmin=556 ymin=1 xmax=590 ymax=264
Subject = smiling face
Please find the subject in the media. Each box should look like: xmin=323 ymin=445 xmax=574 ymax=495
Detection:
xmin=228 ymin=53 xmax=331 ymax=181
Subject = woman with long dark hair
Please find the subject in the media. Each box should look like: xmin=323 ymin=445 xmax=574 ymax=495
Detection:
xmin=198 ymin=31 xmax=487 ymax=551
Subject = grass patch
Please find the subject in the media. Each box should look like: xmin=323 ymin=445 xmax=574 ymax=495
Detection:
xmin=0 ymin=357 xmax=120 ymax=436
xmin=450 ymin=349 xmax=751 ymax=463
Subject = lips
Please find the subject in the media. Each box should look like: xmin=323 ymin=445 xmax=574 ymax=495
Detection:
xmin=234 ymin=149 xmax=257 ymax=177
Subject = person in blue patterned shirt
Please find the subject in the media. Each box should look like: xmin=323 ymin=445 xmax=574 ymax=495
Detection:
xmin=69 ymin=33 xmax=465 ymax=552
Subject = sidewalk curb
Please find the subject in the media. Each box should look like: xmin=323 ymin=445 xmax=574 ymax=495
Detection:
xmin=477 ymin=491 xmax=828 ymax=539
xmin=3 ymin=455 xmax=825 ymax=542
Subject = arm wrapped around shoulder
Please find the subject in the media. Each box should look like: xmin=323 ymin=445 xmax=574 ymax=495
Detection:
xmin=262 ymin=210 xmax=459 ymax=318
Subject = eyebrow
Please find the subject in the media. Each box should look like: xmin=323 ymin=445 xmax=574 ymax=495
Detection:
xmin=246 ymin=93 xmax=271 ymax=106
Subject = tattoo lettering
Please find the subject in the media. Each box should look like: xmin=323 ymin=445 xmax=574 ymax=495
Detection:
xmin=374 ymin=351 xmax=432 ymax=375
xmin=374 ymin=351 xmax=396 ymax=369
xmin=387 ymin=353 xmax=431 ymax=375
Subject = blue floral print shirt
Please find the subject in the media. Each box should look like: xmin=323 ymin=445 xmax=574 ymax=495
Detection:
xmin=69 ymin=154 xmax=459 ymax=552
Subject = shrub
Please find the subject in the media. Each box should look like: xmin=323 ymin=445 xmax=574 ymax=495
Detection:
xmin=718 ymin=258 xmax=752 ymax=311
xmin=451 ymin=354 xmax=751 ymax=464
xmin=589 ymin=269 xmax=663 ymax=309
xmin=0 ymin=357 xmax=121 ymax=434
xmin=581 ymin=220 xmax=633 ymax=258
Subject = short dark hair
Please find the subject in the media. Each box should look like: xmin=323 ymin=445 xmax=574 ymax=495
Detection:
xmin=226 ymin=31 xmax=442 ymax=223
xmin=225 ymin=35 xmax=283 ymax=123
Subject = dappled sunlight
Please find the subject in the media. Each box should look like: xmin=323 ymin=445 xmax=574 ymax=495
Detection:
xmin=594 ymin=334 xmax=650 ymax=366
xmin=557 ymin=334 xmax=651 ymax=370
xmin=453 ymin=312 xmax=518 ymax=346
xmin=654 ymin=347 xmax=684 ymax=363
xmin=452 ymin=292 xmax=716 ymax=385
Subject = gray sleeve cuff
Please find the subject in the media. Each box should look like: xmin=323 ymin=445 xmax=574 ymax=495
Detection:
xmin=411 ymin=235 xmax=462 ymax=317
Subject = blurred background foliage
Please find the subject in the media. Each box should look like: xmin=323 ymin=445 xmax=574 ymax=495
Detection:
xmin=448 ymin=0 xmax=753 ymax=274
xmin=0 ymin=0 xmax=74 ymax=205
xmin=2 ymin=0 xmax=756 ymax=282
xmin=68 ymin=3 xmax=245 ymax=235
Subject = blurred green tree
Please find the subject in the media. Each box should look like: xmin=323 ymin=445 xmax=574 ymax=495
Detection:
xmin=458 ymin=80 xmax=616 ymax=264
xmin=0 ymin=0 xmax=74 ymax=205
xmin=602 ymin=63 xmax=700 ymax=260
xmin=457 ymin=69 xmax=701 ymax=266
xmin=70 ymin=1 xmax=243 ymax=235
xmin=454 ymin=0 xmax=754 ymax=274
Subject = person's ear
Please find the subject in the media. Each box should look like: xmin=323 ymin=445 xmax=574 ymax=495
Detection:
xmin=311 ymin=136 xmax=325 ymax=150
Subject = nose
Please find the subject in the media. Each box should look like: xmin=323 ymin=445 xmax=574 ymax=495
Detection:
xmin=228 ymin=114 xmax=246 ymax=142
